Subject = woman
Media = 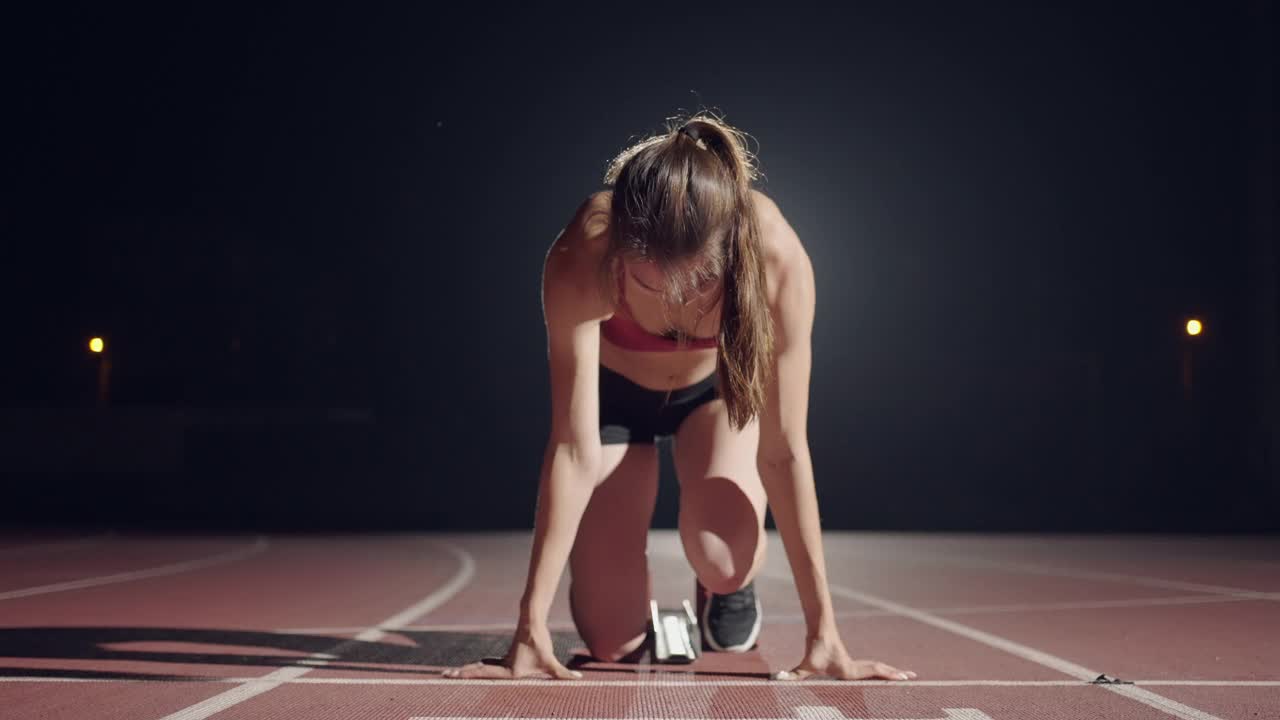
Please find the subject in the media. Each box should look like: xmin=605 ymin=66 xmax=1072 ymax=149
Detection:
xmin=444 ymin=114 xmax=916 ymax=682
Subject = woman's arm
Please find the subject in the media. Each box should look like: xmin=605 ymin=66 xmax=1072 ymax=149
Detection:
xmin=521 ymin=195 xmax=611 ymax=625
xmin=751 ymin=193 xmax=914 ymax=681
xmin=444 ymin=194 xmax=609 ymax=680
xmin=750 ymin=198 xmax=832 ymax=636
xmin=519 ymin=441 xmax=599 ymax=624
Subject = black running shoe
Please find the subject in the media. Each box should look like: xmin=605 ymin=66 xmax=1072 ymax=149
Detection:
xmin=699 ymin=579 xmax=762 ymax=652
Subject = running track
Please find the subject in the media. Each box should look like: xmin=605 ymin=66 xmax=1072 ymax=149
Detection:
xmin=1 ymin=530 xmax=1277 ymax=719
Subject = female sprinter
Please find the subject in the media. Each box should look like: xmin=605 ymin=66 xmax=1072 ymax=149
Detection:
xmin=443 ymin=114 xmax=916 ymax=683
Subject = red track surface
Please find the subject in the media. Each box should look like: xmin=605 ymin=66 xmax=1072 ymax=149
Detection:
xmin=1 ymin=531 xmax=1276 ymax=719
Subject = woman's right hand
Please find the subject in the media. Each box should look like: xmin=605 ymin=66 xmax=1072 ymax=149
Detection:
xmin=441 ymin=622 xmax=583 ymax=680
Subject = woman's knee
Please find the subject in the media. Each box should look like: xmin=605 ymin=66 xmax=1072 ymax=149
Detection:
xmin=690 ymin=541 xmax=765 ymax=595
xmin=570 ymin=579 xmax=650 ymax=662
xmin=585 ymin=629 xmax=649 ymax=663
xmin=568 ymin=553 xmax=653 ymax=662
xmin=678 ymin=475 xmax=766 ymax=594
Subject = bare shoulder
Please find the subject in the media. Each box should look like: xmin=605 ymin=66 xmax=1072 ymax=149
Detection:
xmin=750 ymin=188 xmax=805 ymax=263
xmin=542 ymin=190 xmax=614 ymax=321
xmin=749 ymin=189 xmax=813 ymax=306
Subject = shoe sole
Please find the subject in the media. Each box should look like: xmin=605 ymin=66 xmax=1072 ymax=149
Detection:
xmin=700 ymin=590 xmax=762 ymax=653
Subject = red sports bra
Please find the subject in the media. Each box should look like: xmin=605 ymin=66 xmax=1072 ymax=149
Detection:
xmin=601 ymin=264 xmax=719 ymax=352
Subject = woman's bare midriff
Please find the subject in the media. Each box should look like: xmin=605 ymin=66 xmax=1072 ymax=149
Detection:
xmin=599 ymin=335 xmax=718 ymax=392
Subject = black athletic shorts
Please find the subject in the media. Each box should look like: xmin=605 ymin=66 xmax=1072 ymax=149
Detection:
xmin=599 ymin=364 xmax=719 ymax=445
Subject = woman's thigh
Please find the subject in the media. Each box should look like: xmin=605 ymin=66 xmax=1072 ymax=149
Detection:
xmin=671 ymin=397 xmax=768 ymax=594
xmin=568 ymin=441 xmax=659 ymax=661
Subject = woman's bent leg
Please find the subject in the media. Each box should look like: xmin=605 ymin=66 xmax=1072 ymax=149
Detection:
xmin=671 ymin=398 xmax=768 ymax=595
xmin=568 ymin=441 xmax=659 ymax=662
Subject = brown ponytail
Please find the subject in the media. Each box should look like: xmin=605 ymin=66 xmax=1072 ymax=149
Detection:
xmin=599 ymin=111 xmax=774 ymax=431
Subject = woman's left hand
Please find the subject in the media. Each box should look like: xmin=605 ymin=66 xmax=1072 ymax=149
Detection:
xmin=773 ymin=632 xmax=917 ymax=682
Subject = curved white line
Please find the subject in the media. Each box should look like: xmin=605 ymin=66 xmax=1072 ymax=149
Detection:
xmin=0 ymin=537 xmax=270 ymax=601
xmin=360 ymin=542 xmax=477 ymax=640
xmin=157 ymin=540 xmax=476 ymax=720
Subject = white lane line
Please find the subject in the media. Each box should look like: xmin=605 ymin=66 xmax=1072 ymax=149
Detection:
xmin=0 ymin=533 xmax=113 ymax=556
xmin=920 ymin=555 xmax=1280 ymax=601
xmin=0 ymin=537 xmax=270 ymax=601
xmin=155 ymin=541 xmax=476 ymax=720
xmin=270 ymin=593 xmax=1249 ymax=635
xmin=807 ymin=576 xmax=1225 ymax=720
xmin=3 ymin=676 xmax=1280 ymax=687
xmin=908 ymin=594 xmax=1252 ymax=616
xmin=413 ymin=708 xmax=993 ymax=720
xmin=1131 ymin=676 xmax=1280 ymax=681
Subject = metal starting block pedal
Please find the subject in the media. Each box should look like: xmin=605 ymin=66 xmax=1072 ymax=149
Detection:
xmin=649 ymin=598 xmax=700 ymax=663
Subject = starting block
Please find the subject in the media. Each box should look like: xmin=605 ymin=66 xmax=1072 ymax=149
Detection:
xmin=649 ymin=598 xmax=700 ymax=663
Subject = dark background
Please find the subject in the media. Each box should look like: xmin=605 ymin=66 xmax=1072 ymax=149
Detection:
xmin=2 ymin=2 xmax=1276 ymax=533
